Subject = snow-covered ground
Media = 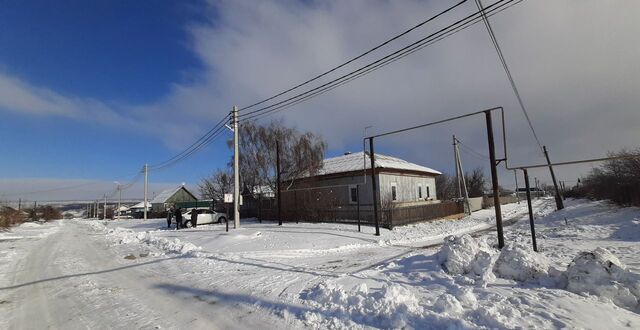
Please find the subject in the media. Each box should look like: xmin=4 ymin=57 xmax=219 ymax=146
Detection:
xmin=1 ymin=198 xmax=639 ymax=329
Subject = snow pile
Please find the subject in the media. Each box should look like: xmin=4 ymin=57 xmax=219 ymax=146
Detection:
xmin=493 ymin=242 xmax=550 ymax=282
xmin=122 ymin=230 xmax=201 ymax=255
xmin=437 ymin=235 xmax=495 ymax=282
xmin=301 ymin=282 xmax=423 ymax=329
xmin=84 ymin=221 xmax=201 ymax=255
xmin=564 ymin=247 xmax=640 ymax=311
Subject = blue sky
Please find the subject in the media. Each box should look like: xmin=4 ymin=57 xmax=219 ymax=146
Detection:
xmin=0 ymin=0 xmax=228 ymax=186
xmin=1 ymin=0 xmax=638 ymax=201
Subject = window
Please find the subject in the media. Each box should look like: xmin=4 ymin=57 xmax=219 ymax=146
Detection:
xmin=349 ymin=185 xmax=358 ymax=204
xmin=418 ymin=185 xmax=423 ymax=199
xmin=391 ymin=183 xmax=397 ymax=201
xmin=427 ymin=186 xmax=431 ymax=198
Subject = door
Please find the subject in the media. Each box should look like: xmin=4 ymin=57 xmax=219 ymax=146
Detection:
xmin=197 ymin=209 xmax=215 ymax=224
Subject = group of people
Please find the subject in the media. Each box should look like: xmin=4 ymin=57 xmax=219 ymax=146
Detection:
xmin=166 ymin=207 xmax=198 ymax=230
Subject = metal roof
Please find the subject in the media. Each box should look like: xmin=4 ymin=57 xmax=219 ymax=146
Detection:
xmin=306 ymin=151 xmax=441 ymax=177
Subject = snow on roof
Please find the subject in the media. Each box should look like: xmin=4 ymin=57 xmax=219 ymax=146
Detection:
xmin=130 ymin=201 xmax=151 ymax=209
xmin=151 ymin=186 xmax=192 ymax=204
xmin=308 ymin=151 xmax=441 ymax=177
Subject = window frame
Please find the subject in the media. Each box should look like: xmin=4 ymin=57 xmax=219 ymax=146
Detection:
xmin=391 ymin=182 xmax=398 ymax=201
xmin=348 ymin=185 xmax=359 ymax=204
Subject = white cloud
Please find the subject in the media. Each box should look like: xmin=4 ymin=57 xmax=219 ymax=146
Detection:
xmin=1 ymin=0 xmax=639 ymax=187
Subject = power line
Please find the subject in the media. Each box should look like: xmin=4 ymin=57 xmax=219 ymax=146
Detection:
xmin=475 ymin=0 xmax=543 ymax=150
xmin=457 ymin=139 xmax=491 ymax=160
xmin=150 ymin=124 xmax=229 ymax=172
xmin=238 ymin=0 xmax=468 ymax=112
xmin=244 ymin=0 xmax=522 ymax=123
xmin=148 ymin=113 xmax=232 ymax=171
xmin=239 ymin=0 xmax=523 ymax=122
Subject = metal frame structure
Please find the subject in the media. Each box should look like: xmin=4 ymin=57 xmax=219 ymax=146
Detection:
xmin=365 ymin=107 xmax=506 ymax=246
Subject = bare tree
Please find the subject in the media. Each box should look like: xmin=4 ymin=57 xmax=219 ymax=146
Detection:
xmin=573 ymin=148 xmax=640 ymax=206
xmin=435 ymin=174 xmax=456 ymax=200
xmin=199 ymin=168 xmax=233 ymax=200
xmin=465 ymin=167 xmax=486 ymax=198
xmin=228 ymin=119 xmax=327 ymax=194
xmin=436 ymin=168 xmax=486 ymax=200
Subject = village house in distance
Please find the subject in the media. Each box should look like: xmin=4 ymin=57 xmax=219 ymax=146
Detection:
xmin=279 ymin=152 xmax=449 ymax=227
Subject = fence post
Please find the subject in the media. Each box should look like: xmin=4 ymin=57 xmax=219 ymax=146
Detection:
xmin=369 ymin=137 xmax=380 ymax=236
xmin=523 ymin=169 xmax=538 ymax=252
xmin=356 ymin=185 xmax=361 ymax=232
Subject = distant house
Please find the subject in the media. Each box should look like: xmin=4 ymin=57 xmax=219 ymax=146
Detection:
xmin=151 ymin=185 xmax=198 ymax=212
xmin=285 ymin=151 xmax=441 ymax=208
xmin=129 ymin=201 xmax=151 ymax=218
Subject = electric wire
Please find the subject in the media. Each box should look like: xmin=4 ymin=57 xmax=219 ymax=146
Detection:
xmin=246 ymin=0 xmax=522 ymax=123
xmin=148 ymin=113 xmax=232 ymax=171
xmin=239 ymin=0 xmax=523 ymax=122
xmin=238 ymin=0 xmax=468 ymax=112
xmin=474 ymin=0 xmax=543 ymax=151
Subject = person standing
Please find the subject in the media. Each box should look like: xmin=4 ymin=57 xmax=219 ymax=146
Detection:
xmin=190 ymin=208 xmax=198 ymax=228
xmin=174 ymin=207 xmax=182 ymax=230
xmin=166 ymin=208 xmax=173 ymax=228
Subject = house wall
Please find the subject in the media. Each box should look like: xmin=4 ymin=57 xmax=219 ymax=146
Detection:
xmin=152 ymin=188 xmax=197 ymax=211
xmin=286 ymin=171 xmax=437 ymax=206
xmin=378 ymin=173 xmax=437 ymax=204
xmin=286 ymin=174 xmax=376 ymax=206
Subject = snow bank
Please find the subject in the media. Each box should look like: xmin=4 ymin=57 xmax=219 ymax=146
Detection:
xmin=85 ymin=221 xmax=201 ymax=256
xmin=564 ymin=247 xmax=640 ymax=311
xmin=493 ymin=242 xmax=550 ymax=282
xmin=301 ymin=282 xmax=423 ymax=329
xmin=436 ymin=235 xmax=495 ymax=283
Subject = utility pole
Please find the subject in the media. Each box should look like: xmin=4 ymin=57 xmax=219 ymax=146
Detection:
xmin=233 ymin=105 xmax=240 ymax=229
xmin=543 ymin=146 xmax=564 ymax=210
xmin=117 ymin=184 xmax=122 ymax=220
xmin=144 ymin=164 xmax=148 ymax=221
xmin=453 ymin=136 xmax=462 ymax=199
xmin=369 ymin=138 xmax=380 ymax=236
xmin=485 ymin=111 xmax=504 ymax=248
xmin=453 ymin=136 xmax=471 ymax=215
xmin=103 ymin=194 xmax=107 ymax=220
xmin=276 ymin=139 xmax=282 ymax=226
xmin=18 ymin=198 xmax=21 ymax=211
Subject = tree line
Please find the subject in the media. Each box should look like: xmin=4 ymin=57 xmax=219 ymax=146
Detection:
xmin=567 ymin=148 xmax=640 ymax=206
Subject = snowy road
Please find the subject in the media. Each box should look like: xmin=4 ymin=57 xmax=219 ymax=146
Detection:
xmin=0 ymin=199 xmax=550 ymax=329
xmin=0 ymin=221 xmax=275 ymax=330
xmin=2 ymin=198 xmax=639 ymax=329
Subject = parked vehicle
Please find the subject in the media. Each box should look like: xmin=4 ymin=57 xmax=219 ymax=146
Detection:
xmin=180 ymin=207 xmax=227 ymax=228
